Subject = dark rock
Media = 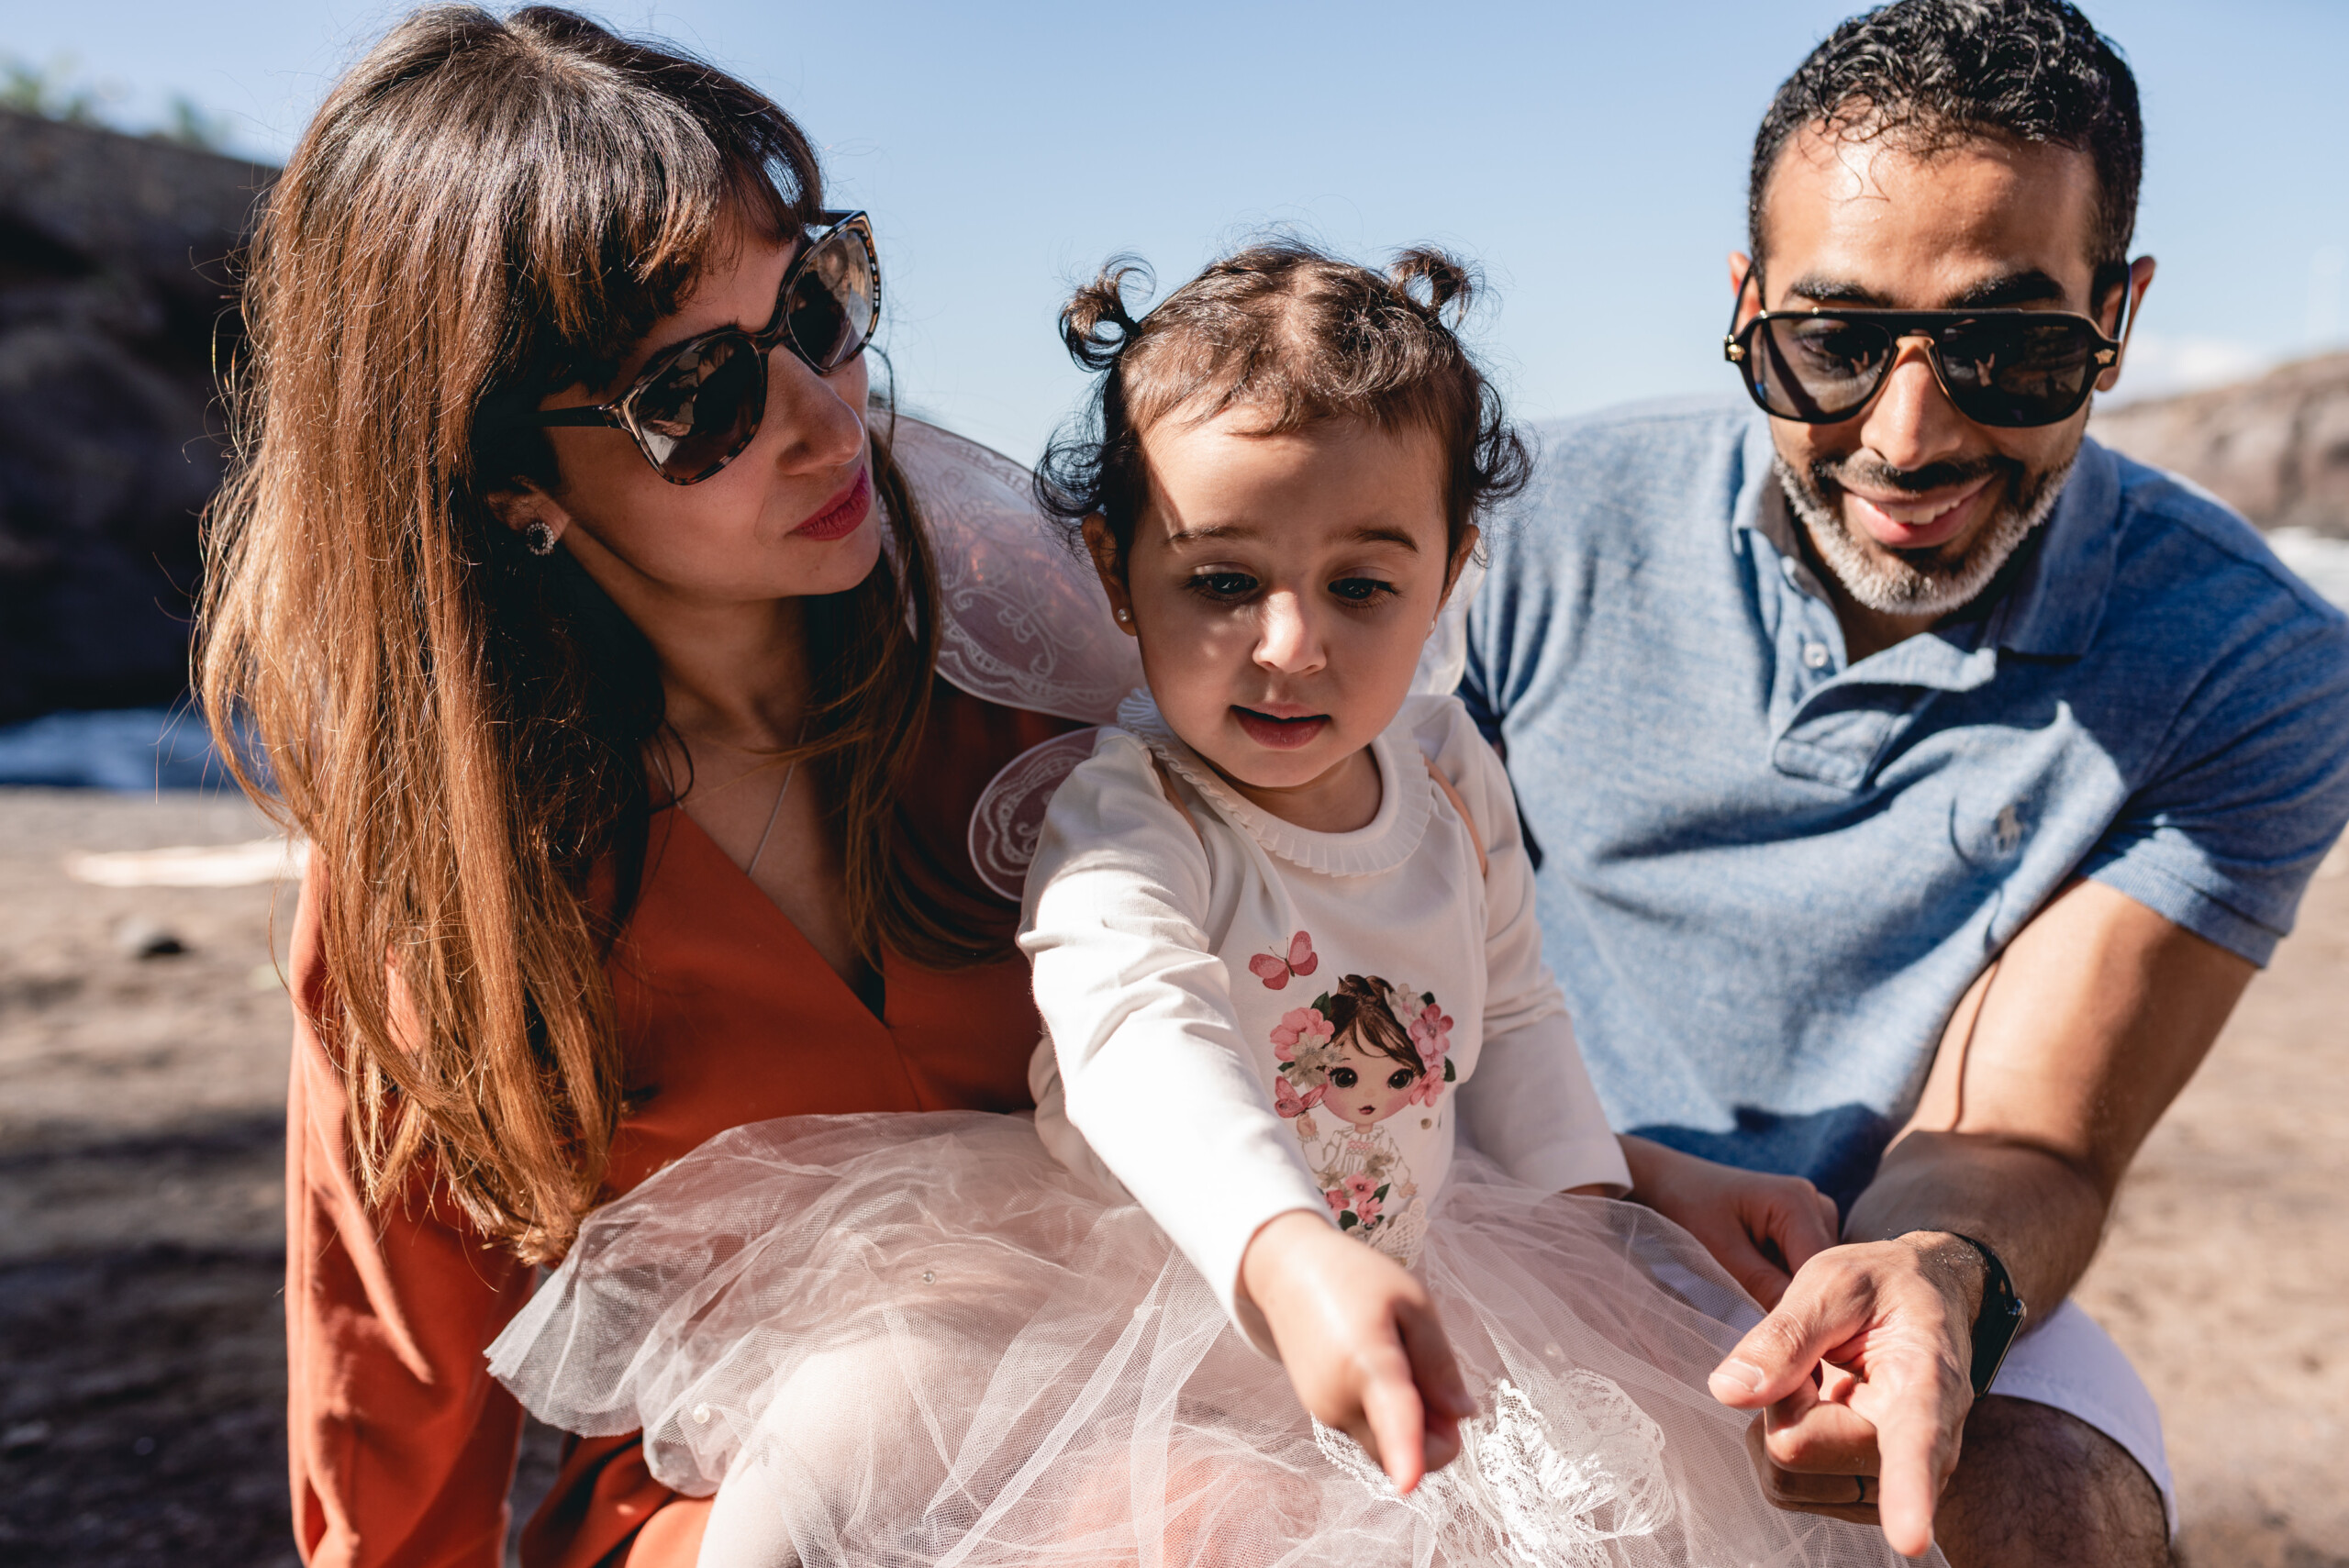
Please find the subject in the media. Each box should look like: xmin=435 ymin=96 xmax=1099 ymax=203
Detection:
xmin=0 ymin=110 xmax=276 ymax=723
xmin=112 ymin=916 xmax=185 ymax=960
xmin=2091 ymin=351 xmax=2349 ymax=539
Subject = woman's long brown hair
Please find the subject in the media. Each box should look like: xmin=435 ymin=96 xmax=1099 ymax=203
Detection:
xmin=199 ymin=6 xmax=977 ymax=1261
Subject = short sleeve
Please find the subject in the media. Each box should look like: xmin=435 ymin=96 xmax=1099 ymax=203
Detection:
xmin=2082 ymin=609 xmax=2349 ymax=965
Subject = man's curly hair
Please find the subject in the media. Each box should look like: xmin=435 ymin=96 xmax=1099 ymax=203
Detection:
xmin=1750 ymin=0 xmax=2143 ymax=290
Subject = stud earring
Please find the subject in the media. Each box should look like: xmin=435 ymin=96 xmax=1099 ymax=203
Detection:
xmin=524 ymin=521 xmax=556 ymax=557
xmin=1115 ymin=607 xmax=1131 ymax=624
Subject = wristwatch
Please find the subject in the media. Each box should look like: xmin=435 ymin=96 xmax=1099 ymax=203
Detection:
xmin=1941 ymin=1231 xmax=2028 ymax=1397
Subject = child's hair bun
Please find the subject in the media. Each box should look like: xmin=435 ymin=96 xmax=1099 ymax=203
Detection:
xmin=1059 ymin=259 xmax=1153 ymax=372
xmin=1386 ymin=247 xmax=1477 ymax=327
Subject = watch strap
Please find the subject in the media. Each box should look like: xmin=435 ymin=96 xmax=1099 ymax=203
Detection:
xmin=1942 ymin=1231 xmax=2028 ymax=1398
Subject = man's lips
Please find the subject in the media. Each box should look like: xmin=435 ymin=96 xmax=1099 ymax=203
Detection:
xmin=1232 ymin=706 xmax=1329 ymax=750
xmin=1842 ymin=474 xmax=1993 ymax=550
xmin=790 ymin=467 xmax=871 ymax=541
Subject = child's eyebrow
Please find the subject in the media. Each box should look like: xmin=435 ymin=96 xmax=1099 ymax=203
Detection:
xmin=1162 ymin=523 xmax=1421 ymax=551
xmin=1163 ymin=523 xmax=1257 ymax=546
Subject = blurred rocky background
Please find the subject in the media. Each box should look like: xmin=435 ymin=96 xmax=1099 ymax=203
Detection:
xmin=0 ymin=96 xmax=268 ymax=725
xmin=2095 ymin=350 xmax=2349 ymax=539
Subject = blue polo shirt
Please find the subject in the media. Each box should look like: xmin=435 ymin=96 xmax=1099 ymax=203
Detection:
xmin=1463 ymin=401 xmax=2349 ymax=1208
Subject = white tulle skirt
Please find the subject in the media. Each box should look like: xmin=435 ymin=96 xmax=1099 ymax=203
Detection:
xmin=489 ymin=1112 xmax=1933 ymax=1568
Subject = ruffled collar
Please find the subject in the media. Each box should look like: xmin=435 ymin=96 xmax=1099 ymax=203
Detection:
xmin=1114 ymin=692 xmax=1433 ymax=877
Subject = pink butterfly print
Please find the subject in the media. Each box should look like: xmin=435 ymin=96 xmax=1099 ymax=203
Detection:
xmin=1248 ymin=930 xmax=1320 ymax=989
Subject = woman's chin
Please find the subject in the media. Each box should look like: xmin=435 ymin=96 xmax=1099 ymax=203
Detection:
xmin=766 ymin=514 xmax=883 ymax=595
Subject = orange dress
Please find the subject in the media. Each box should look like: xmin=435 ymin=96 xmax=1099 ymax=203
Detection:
xmin=284 ymin=682 xmax=1076 ymax=1568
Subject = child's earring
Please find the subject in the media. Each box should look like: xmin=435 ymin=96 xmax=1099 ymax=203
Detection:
xmin=1114 ymin=606 xmax=1136 ymax=635
xmin=525 ymin=521 xmax=557 ymax=557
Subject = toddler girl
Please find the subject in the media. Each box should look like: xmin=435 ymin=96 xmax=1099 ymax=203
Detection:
xmin=490 ymin=243 xmax=1928 ymax=1568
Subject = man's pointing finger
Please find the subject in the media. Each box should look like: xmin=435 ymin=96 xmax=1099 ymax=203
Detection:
xmin=1708 ymin=1264 xmax=1865 ymax=1408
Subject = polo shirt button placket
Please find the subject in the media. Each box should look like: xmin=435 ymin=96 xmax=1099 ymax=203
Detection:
xmin=1803 ymin=642 xmax=1833 ymax=673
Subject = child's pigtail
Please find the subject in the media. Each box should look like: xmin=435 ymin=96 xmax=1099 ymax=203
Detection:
xmin=1386 ymin=247 xmax=1477 ymax=328
xmin=1059 ymin=258 xmax=1153 ymax=372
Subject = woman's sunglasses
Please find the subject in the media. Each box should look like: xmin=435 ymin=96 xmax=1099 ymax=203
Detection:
xmin=525 ymin=210 xmax=881 ymax=484
xmin=1723 ymin=272 xmax=2123 ymax=429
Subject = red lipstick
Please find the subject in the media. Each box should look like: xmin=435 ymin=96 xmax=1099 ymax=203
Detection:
xmin=792 ymin=467 xmax=872 ymax=541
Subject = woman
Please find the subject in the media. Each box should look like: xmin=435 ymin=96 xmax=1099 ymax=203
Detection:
xmin=199 ymin=8 xmax=1133 ymax=1563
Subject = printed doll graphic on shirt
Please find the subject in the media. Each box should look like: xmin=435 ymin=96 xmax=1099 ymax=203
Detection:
xmin=1267 ymin=961 xmax=1457 ymax=1263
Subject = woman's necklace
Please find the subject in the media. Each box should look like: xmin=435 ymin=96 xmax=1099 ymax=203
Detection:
xmin=743 ymin=756 xmax=799 ymax=878
xmin=656 ymin=728 xmax=805 ymax=877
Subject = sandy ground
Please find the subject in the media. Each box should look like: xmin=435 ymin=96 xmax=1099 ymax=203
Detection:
xmin=0 ymin=785 xmax=2342 ymax=1566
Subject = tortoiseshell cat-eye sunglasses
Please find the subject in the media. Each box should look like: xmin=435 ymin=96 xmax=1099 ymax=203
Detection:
xmin=521 ymin=210 xmax=880 ymax=484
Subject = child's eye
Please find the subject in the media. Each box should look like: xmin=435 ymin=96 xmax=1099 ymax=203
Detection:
xmin=1185 ymin=571 xmax=1259 ymax=601
xmin=1330 ymin=1067 xmax=1359 ymax=1089
xmin=1386 ymin=1069 xmax=1416 ymax=1090
xmin=1329 ymin=576 xmax=1397 ymax=605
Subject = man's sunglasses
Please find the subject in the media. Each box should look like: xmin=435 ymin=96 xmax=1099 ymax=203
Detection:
xmin=1723 ymin=272 xmax=2124 ymax=429
xmin=524 ymin=210 xmax=881 ymax=484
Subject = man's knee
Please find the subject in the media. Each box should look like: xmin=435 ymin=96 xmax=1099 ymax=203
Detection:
xmin=1935 ymin=1396 xmax=2171 ymax=1568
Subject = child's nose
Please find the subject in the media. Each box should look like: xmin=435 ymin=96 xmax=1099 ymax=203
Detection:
xmin=1253 ymin=591 xmax=1324 ymax=673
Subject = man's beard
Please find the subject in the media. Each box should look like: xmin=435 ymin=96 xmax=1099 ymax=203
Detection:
xmin=1775 ymin=451 xmax=2073 ymax=618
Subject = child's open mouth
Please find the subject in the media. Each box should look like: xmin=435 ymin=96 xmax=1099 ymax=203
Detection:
xmin=1232 ymin=706 xmax=1330 ymax=750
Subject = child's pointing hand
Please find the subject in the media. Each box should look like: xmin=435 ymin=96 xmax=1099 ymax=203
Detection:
xmin=1236 ymin=1209 xmax=1478 ymax=1493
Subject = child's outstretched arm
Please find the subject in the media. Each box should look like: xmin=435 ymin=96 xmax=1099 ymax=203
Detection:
xmin=1237 ymin=1210 xmax=1478 ymax=1493
xmin=1020 ymin=732 xmax=1475 ymax=1494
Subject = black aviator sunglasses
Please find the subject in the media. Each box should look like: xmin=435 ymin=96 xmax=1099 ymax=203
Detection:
xmin=523 ymin=210 xmax=881 ymax=484
xmin=1723 ymin=268 xmax=2129 ymax=429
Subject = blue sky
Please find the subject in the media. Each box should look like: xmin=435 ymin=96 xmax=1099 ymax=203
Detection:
xmin=9 ymin=1 xmax=2345 ymax=461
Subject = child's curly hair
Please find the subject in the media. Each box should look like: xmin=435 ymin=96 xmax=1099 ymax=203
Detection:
xmin=1034 ymin=238 xmax=1531 ymax=576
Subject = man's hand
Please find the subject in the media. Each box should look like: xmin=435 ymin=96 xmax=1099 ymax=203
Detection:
xmin=1708 ymin=1231 xmax=1987 ymax=1560
xmin=1618 ymin=1135 xmax=1842 ymax=1308
xmin=1238 ymin=1209 xmax=1478 ymax=1493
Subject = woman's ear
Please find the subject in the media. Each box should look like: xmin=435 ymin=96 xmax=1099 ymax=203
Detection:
xmin=484 ymin=481 xmax=573 ymax=554
xmin=1081 ymin=515 xmax=1138 ymax=637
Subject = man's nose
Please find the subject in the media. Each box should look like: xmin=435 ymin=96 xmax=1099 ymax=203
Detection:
xmin=1253 ymin=589 xmax=1325 ymax=674
xmin=1855 ymin=336 xmax=1971 ymax=472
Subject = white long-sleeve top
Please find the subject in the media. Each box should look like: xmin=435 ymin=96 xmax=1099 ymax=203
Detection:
xmin=1019 ymin=692 xmax=1629 ymax=1340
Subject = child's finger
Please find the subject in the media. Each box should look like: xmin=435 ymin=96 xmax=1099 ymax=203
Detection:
xmin=1358 ymin=1349 xmax=1431 ymax=1493
xmin=1395 ymin=1296 xmax=1477 ymax=1422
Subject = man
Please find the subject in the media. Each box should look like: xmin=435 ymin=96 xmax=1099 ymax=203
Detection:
xmin=1464 ymin=2 xmax=2349 ymax=1563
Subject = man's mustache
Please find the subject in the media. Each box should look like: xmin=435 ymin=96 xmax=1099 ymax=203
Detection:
xmin=1808 ymin=452 xmax=2021 ymax=498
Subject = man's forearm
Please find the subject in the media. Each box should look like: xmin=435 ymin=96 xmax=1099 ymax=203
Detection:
xmin=1843 ymin=1129 xmax=2108 ymax=1321
xmin=1851 ymin=881 xmax=2256 ymax=1322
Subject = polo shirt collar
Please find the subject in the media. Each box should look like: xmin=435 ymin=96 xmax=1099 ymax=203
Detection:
xmin=1987 ymin=437 xmax=2119 ymax=658
xmin=1731 ymin=415 xmax=2119 ymax=662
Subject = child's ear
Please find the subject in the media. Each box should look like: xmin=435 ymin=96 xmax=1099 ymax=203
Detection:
xmin=1437 ymin=524 xmax=1481 ymax=609
xmin=1082 ymin=515 xmax=1138 ymax=637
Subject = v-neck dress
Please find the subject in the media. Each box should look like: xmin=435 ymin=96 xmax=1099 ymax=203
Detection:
xmin=282 ymin=680 xmax=1077 ymax=1568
